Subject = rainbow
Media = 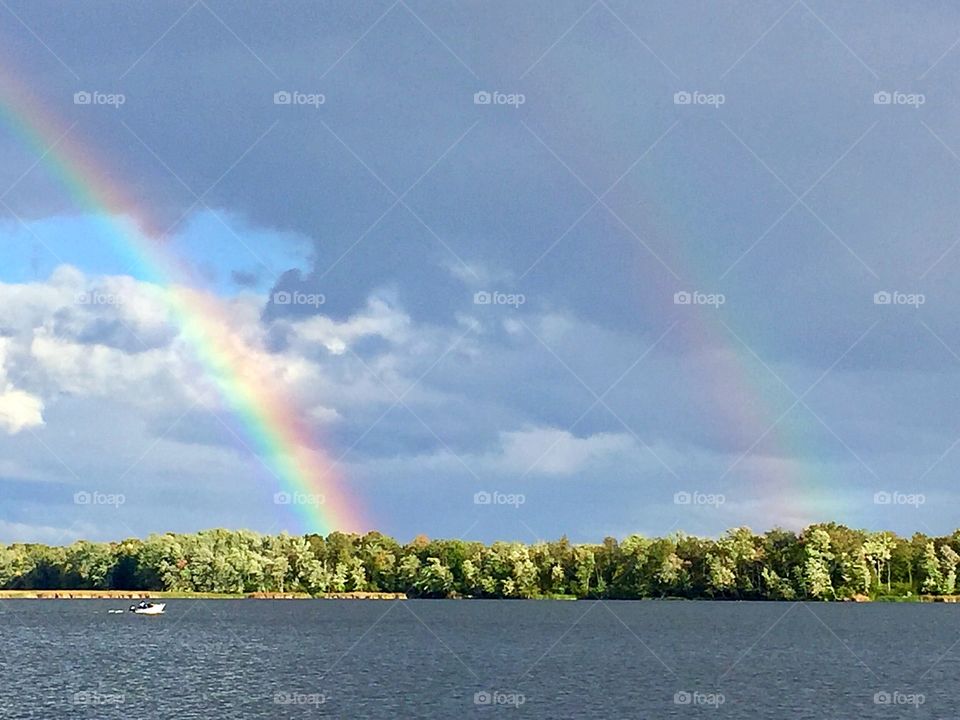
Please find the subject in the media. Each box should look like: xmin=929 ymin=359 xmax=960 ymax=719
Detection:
xmin=0 ymin=70 xmax=367 ymax=535
xmin=623 ymin=169 xmax=835 ymax=529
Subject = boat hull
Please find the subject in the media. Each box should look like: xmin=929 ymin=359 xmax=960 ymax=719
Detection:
xmin=131 ymin=603 xmax=166 ymax=615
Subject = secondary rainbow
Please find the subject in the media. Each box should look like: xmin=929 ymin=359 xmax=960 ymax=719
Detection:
xmin=0 ymin=69 xmax=366 ymax=535
xmin=553 ymin=125 xmax=838 ymax=529
xmin=621 ymin=168 xmax=833 ymax=528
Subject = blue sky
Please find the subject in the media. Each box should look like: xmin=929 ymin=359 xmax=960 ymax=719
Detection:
xmin=2 ymin=0 xmax=960 ymax=543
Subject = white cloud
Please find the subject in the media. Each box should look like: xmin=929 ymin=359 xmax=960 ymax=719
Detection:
xmin=308 ymin=404 xmax=341 ymax=424
xmin=0 ymin=263 xmax=917 ymax=541
xmin=0 ymin=338 xmax=44 ymax=434
xmin=347 ymin=427 xmax=653 ymax=480
xmin=443 ymin=259 xmax=514 ymax=288
xmin=290 ymin=296 xmax=412 ymax=353
xmin=494 ymin=427 xmax=639 ymax=475
xmin=0 ymin=519 xmax=93 ymax=545
xmin=0 ymin=385 xmax=44 ymax=434
xmin=0 ymin=266 xmax=466 ymax=467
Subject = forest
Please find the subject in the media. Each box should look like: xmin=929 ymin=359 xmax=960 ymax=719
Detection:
xmin=1 ymin=524 xmax=959 ymax=600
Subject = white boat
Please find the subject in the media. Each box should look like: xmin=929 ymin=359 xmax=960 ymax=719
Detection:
xmin=129 ymin=601 xmax=166 ymax=615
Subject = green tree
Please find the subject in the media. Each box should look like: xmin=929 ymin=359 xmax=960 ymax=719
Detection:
xmin=939 ymin=545 xmax=959 ymax=595
xmin=802 ymin=528 xmax=834 ymax=599
xmin=920 ymin=542 xmax=943 ymax=594
xmin=414 ymin=558 xmax=454 ymax=597
xmin=572 ymin=546 xmax=596 ymax=598
xmin=397 ymin=555 xmax=421 ymax=591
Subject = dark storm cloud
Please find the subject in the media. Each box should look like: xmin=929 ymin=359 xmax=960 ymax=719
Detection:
xmin=4 ymin=1 xmax=960 ymax=539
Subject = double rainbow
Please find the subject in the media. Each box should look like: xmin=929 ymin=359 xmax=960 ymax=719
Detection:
xmin=0 ymin=70 xmax=366 ymax=535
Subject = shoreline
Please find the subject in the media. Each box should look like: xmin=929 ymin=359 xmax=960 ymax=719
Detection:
xmin=0 ymin=590 xmax=407 ymax=600
xmin=0 ymin=590 xmax=955 ymax=602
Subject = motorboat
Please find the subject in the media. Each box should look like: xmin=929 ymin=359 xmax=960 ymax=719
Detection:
xmin=129 ymin=601 xmax=166 ymax=615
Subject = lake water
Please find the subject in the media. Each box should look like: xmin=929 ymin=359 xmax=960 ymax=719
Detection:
xmin=0 ymin=599 xmax=954 ymax=718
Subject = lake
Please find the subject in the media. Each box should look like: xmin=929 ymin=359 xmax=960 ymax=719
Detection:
xmin=0 ymin=600 xmax=954 ymax=718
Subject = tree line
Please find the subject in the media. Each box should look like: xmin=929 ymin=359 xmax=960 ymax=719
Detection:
xmin=1 ymin=524 xmax=959 ymax=599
